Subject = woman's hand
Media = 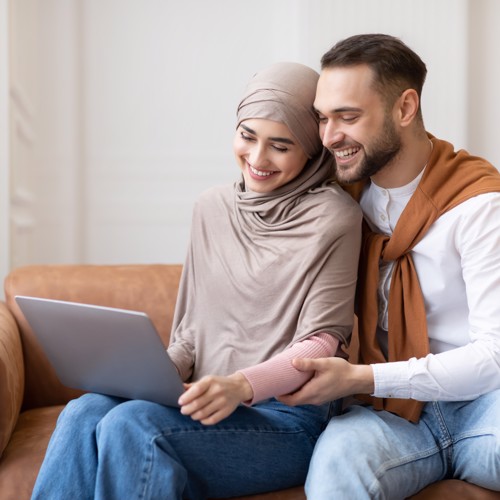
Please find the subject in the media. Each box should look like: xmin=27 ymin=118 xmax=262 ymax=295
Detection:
xmin=178 ymin=372 xmax=253 ymax=425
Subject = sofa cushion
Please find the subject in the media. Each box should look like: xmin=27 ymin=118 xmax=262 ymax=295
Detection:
xmin=0 ymin=406 xmax=63 ymax=500
xmin=219 ymin=487 xmax=305 ymax=500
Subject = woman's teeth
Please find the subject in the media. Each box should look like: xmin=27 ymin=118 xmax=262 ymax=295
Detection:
xmin=250 ymin=166 xmax=274 ymax=177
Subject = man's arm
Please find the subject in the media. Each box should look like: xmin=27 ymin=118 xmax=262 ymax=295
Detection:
xmin=372 ymin=194 xmax=500 ymax=401
xmin=282 ymin=194 xmax=500 ymax=406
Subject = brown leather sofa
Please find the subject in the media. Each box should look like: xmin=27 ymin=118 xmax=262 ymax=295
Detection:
xmin=0 ymin=264 xmax=498 ymax=500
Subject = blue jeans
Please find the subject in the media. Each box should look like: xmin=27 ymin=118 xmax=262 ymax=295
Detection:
xmin=31 ymin=393 xmax=332 ymax=500
xmin=306 ymin=390 xmax=500 ymax=499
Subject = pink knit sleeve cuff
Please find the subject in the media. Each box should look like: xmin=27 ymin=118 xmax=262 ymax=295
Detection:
xmin=238 ymin=332 xmax=339 ymax=405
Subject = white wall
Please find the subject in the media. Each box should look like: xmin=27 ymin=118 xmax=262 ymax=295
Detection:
xmin=34 ymin=0 xmax=83 ymax=264
xmin=468 ymin=0 xmax=500 ymax=169
xmin=80 ymin=0 xmax=324 ymax=265
xmin=8 ymin=0 xmax=39 ymax=275
xmin=0 ymin=0 xmax=9 ymax=294
xmin=3 ymin=0 xmax=499 ymax=292
xmin=75 ymin=0 xmax=474 ymax=266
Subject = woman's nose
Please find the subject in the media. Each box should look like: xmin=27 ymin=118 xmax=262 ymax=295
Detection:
xmin=248 ymin=145 xmax=269 ymax=167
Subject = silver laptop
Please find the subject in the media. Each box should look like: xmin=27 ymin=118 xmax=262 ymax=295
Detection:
xmin=15 ymin=295 xmax=185 ymax=407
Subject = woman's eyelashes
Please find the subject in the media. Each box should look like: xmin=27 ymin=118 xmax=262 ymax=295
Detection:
xmin=240 ymin=132 xmax=289 ymax=154
xmin=240 ymin=131 xmax=255 ymax=142
xmin=271 ymin=144 xmax=289 ymax=153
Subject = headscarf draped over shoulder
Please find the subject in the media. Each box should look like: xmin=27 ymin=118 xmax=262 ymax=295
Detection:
xmin=168 ymin=62 xmax=361 ymax=382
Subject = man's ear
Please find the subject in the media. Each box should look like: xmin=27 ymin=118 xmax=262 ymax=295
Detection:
xmin=396 ymin=89 xmax=420 ymax=127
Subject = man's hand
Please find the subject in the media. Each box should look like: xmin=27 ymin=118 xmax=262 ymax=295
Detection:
xmin=178 ymin=372 xmax=253 ymax=425
xmin=278 ymin=357 xmax=374 ymax=406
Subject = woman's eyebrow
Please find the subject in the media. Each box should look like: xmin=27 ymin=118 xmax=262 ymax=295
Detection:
xmin=240 ymin=123 xmax=295 ymax=145
xmin=269 ymin=136 xmax=295 ymax=145
xmin=240 ymin=123 xmax=256 ymax=135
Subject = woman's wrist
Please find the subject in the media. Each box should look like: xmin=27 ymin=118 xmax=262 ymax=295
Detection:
xmin=229 ymin=372 xmax=254 ymax=402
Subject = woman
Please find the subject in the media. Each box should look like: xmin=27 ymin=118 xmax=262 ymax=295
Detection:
xmin=31 ymin=62 xmax=362 ymax=500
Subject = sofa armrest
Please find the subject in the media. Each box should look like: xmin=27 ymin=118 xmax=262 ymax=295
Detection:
xmin=0 ymin=302 xmax=24 ymax=457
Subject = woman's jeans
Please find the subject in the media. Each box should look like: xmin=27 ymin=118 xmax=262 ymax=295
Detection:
xmin=31 ymin=393 xmax=332 ymax=500
xmin=306 ymin=390 xmax=500 ymax=499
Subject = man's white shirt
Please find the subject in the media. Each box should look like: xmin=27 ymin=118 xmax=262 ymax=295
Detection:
xmin=360 ymin=172 xmax=500 ymax=401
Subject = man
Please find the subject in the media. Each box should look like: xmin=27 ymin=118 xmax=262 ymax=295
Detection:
xmin=279 ymin=34 xmax=500 ymax=498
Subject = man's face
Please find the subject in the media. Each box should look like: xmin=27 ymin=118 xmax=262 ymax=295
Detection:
xmin=314 ymin=65 xmax=401 ymax=184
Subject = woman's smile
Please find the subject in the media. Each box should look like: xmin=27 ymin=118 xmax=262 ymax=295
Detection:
xmin=248 ymin=164 xmax=278 ymax=179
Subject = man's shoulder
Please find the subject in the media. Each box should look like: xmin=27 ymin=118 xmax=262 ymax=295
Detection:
xmin=444 ymin=191 xmax=500 ymax=216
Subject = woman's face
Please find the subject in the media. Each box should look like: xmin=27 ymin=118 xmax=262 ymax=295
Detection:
xmin=233 ymin=118 xmax=309 ymax=193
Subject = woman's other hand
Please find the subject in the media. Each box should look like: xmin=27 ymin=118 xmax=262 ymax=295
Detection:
xmin=178 ymin=372 xmax=253 ymax=425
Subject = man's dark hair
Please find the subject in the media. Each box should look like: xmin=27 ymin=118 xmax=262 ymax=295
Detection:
xmin=321 ymin=34 xmax=427 ymax=117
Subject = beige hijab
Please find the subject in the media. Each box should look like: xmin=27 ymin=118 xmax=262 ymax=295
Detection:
xmin=168 ymin=62 xmax=362 ymax=381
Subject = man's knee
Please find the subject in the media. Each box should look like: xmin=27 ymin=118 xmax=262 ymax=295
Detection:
xmin=455 ymin=431 xmax=500 ymax=490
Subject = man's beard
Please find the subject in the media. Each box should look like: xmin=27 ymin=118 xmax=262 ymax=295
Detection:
xmin=336 ymin=115 xmax=401 ymax=184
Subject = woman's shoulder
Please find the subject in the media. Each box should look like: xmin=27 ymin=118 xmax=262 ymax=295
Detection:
xmin=195 ymin=183 xmax=233 ymax=208
xmin=290 ymin=184 xmax=362 ymax=240
xmin=310 ymin=182 xmax=363 ymax=219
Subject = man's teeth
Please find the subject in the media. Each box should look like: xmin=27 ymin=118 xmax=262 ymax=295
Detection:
xmin=250 ymin=166 xmax=273 ymax=177
xmin=335 ymin=147 xmax=359 ymax=158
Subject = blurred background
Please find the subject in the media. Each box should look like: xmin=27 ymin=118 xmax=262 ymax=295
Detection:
xmin=1 ymin=0 xmax=499 ymax=297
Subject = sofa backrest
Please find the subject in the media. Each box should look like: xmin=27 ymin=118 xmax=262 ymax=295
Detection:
xmin=4 ymin=264 xmax=183 ymax=411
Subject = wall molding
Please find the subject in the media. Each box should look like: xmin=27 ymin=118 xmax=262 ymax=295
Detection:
xmin=0 ymin=0 xmax=10 ymax=295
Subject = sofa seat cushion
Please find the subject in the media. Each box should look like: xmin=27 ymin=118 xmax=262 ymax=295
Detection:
xmin=211 ymin=486 xmax=305 ymax=500
xmin=0 ymin=405 xmax=63 ymax=500
xmin=409 ymin=479 xmax=500 ymax=499
xmin=217 ymin=480 xmax=500 ymax=500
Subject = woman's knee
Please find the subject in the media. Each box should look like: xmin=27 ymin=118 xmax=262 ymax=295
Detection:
xmin=59 ymin=393 xmax=117 ymax=423
xmin=96 ymin=400 xmax=179 ymax=440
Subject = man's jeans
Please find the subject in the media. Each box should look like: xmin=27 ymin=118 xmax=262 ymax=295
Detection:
xmin=31 ymin=393 xmax=331 ymax=500
xmin=306 ymin=390 xmax=500 ymax=499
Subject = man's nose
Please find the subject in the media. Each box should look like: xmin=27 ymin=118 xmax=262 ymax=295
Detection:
xmin=321 ymin=121 xmax=343 ymax=149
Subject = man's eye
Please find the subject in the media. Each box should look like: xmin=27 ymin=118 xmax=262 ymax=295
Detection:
xmin=342 ymin=115 xmax=357 ymax=123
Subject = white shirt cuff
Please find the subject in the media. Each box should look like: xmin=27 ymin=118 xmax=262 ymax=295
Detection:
xmin=372 ymin=361 xmax=411 ymax=399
